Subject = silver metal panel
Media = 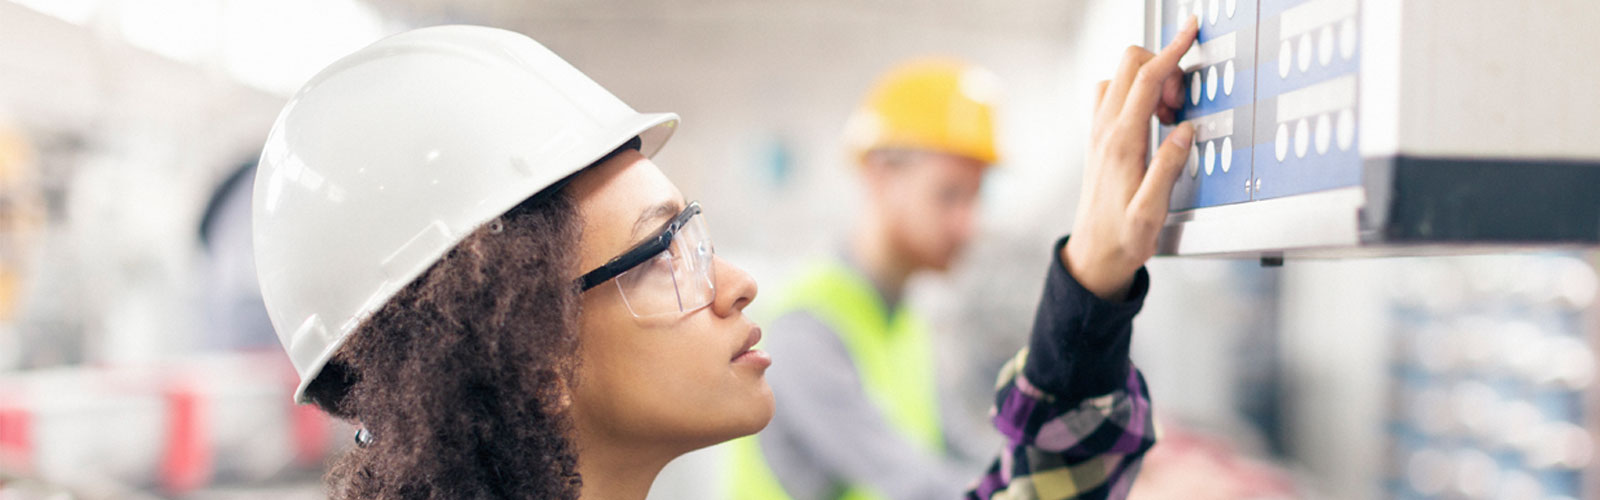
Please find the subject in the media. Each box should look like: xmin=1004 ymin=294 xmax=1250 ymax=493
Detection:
xmin=1157 ymin=187 xmax=1363 ymax=256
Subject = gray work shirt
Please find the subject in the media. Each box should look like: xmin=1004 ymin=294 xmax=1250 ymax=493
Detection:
xmin=754 ymin=263 xmax=993 ymax=500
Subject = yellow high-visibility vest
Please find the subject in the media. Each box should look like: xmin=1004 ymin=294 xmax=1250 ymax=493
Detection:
xmin=727 ymin=261 xmax=944 ymax=500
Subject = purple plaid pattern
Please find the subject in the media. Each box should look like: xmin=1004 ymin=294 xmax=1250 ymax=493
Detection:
xmin=965 ymin=349 xmax=1157 ymax=500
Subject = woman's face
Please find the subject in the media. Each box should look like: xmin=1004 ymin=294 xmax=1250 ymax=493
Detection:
xmin=566 ymin=149 xmax=772 ymax=453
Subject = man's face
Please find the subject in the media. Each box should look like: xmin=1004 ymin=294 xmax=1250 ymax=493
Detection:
xmin=866 ymin=151 xmax=987 ymax=272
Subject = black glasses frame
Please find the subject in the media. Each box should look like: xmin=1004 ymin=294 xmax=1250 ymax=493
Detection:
xmin=576 ymin=201 xmax=703 ymax=292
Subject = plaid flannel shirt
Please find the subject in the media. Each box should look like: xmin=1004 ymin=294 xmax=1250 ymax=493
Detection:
xmin=965 ymin=351 xmax=1156 ymax=499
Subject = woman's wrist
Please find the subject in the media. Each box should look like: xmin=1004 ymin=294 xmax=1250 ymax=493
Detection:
xmin=1061 ymin=237 xmax=1136 ymax=302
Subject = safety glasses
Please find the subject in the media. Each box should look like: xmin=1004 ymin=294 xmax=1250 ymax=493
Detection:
xmin=576 ymin=201 xmax=716 ymax=318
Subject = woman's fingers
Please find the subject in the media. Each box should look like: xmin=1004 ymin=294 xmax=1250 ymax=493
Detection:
xmin=1156 ymin=106 xmax=1177 ymax=126
xmin=1118 ymin=16 xmax=1199 ymax=128
xmin=1129 ymin=122 xmax=1195 ymax=235
xmin=1096 ymin=46 xmax=1156 ymax=124
xmin=1162 ymin=66 xmax=1185 ymax=111
xmin=1158 ymin=70 xmax=1186 ymax=124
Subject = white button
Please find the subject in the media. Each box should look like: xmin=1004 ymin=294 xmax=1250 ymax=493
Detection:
xmin=1220 ymin=137 xmax=1233 ymax=172
xmin=1451 ymin=450 xmax=1499 ymax=498
xmin=1407 ymin=448 xmax=1452 ymax=496
xmin=1297 ymin=33 xmax=1313 ymax=73
xmin=1188 ymin=140 xmax=1200 ymax=178
xmin=1206 ymin=66 xmax=1219 ymax=101
xmin=1204 ymin=140 xmax=1216 ymax=175
xmin=1295 ymin=119 xmax=1310 ymax=158
xmin=1337 ymin=108 xmax=1356 ymax=151
xmin=1209 ymin=0 xmax=1220 ymax=26
xmin=1498 ymin=402 xmax=1543 ymax=450
xmin=1557 ymin=422 xmax=1594 ymax=467
xmin=1278 ymin=40 xmax=1293 ymax=79
xmin=1223 ymin=60 xmax=1236 ymax=96
xmin=1319 ymin=25 xmax=1336 ymax=67
xmin=1192 ymin=0 xmax=1204 ymax=24
xmin=1275 ymin=123 xmax=1289 ymax=161
xmin=1315 ymin=114 xmax=1332 ymax=154
xmin=1226 ymin=0 xmax=1237 ymax=19
xmin=1191 ymin=72 xmax=1202 ymax=105
xmin=1554 ymin=340 xmax=1596 ymax=390
xmin=1497 ymin=471 xmax=1544 ymax=500
xmin=1340 ymin=18 xmax=1358 ymax=60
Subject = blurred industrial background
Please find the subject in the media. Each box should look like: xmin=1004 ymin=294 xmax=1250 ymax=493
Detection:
xmin=0 ymin=0 xmax=1595 ymax=499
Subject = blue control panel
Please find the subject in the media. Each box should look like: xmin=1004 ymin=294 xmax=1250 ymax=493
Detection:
xmin=1157 ymin=0 xmax=1362 ymax=210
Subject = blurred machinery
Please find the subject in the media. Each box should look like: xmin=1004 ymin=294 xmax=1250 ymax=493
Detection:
xmin=1383 ymin=255 xmax=1598 ymax=499
xmin=0 ymin=353 xmax=346 ymax=497
xmin=1147 ymin=0 xmax=1600 ymax=259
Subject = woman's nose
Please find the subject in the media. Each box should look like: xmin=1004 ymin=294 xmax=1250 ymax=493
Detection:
xmin=710 ymin=255 xmax=758 ymax=316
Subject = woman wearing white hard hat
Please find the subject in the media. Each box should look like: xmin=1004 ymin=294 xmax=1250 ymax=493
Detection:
xmin=254 ymin=20 xmax=1199 ymax=500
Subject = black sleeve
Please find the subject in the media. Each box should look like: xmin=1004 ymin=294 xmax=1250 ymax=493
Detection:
xmin=1022 ymin=235 xmax=1151 ymax=402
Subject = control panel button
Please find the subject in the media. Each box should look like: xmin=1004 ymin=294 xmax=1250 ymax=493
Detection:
xmin=1191 ymin=71 xmax=1203 ymax=105
xmin=1188 ymin=139 xmax=1200 ymax=178
xmin=1297 ymin=33 xmax=1313 ymax=73
xmin=1220 ymin=136 xmax=1233 ymax=172
xmin=1223 ymin=60 xmax=1236 ymax=96
xmin=1316 ymin=113 xmax=1332 ymax=154
xmin=1295 ymin=118 xmax=1310 ymax=158
xmin=1337 ymin=108 xmax=1356 ymax=151
xmin=1206 ymin=66 xmax=1219 ymax=101
xmin=1204 ymin=140 xmax=1217 ymax=175
xmin=1319 ymin=25 xmax=1336 ymax=67
xmin=1275 ymin=123 xmax=1289 ymax=162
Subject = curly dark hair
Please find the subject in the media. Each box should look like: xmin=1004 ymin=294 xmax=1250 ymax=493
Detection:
xmin=301 ymin=189 xmax=584 ymax=500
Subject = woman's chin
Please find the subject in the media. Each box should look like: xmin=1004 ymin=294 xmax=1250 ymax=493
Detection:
xmin=722 ymin=387 xmax=777 ymax=440
xmin=662 ymin=382 xmax=775 ymax=450
xmin=678 ymin=404 xmax=775 ymax=453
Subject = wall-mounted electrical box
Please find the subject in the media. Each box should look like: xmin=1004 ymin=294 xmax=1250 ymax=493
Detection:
xmin=1147 ymin=0 xmax=1600 ymax=260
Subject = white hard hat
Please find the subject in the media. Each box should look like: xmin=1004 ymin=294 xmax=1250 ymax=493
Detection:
xmin=252 ymin=25 xmax=678 ymax=404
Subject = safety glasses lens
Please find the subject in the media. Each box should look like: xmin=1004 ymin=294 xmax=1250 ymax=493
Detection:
xmin=615 ymin=213 xmax=715 ymax=318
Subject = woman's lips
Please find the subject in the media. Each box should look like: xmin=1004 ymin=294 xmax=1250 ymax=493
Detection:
xmin=732 ymin=348 xmax=771 ymax=368
xmin=732 ymin=327 xmax=771 ymax=368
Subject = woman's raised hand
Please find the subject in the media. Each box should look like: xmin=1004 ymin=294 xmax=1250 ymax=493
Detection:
xmin=1062 ymin=16 xmax=1200 ymax=301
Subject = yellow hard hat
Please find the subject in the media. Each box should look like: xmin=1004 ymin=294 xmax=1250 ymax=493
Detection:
xmin=845 ymin=58 xmax=1001 ymax=165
